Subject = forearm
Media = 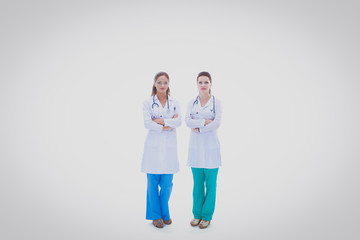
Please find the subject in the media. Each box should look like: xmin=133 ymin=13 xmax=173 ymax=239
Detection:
xmin=199 ymin=119 xmax=220 ymax=132
xmin=144 ymin=119 xmax=163 ymax=132
xmin=199 ymin=99 xmax=222 ymax=133
xmin=164 ymin=118 xmax=181 ymax=128
xmin=162 ymin=126 xmax=173 ymax=131
xmin=143 ymin=101 xmax=163 ymax=132
xmin=185 ymin=117 xmax=205 ymax=128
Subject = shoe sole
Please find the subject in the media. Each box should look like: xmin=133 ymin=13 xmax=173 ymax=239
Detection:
xmin=164 ymin=220 xmax=172 ymax=225
xmin=154 ymin=224 xmax=164 ymax=228
xmin=153 ymin=220 xmax=164 ymax=228
xmin=190 ymin=219 xmax=201 ymax=227
xmin=199 ymin=221 xmax=210 ymax=229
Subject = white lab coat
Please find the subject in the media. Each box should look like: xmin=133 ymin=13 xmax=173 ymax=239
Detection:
xmin=185 ymin=96 xmax=222 ymax=168
xmin=141 ymin=95 xmax=181 ymax=174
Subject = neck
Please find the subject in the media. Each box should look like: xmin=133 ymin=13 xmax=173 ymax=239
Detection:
xmin=199 ymin=92 xmax=211 ymax=100
xmin=157 ymin=92 xmax=167 ymax=100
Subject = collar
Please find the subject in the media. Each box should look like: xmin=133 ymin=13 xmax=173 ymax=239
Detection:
xmin=194 ymin=95 xmax=213 ymax=107
xmin=153 ymin=94 xmax=172 ymax=102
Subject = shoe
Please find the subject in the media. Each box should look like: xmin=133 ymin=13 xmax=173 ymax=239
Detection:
xmin=163 ymin=219 xmax=172 ymax=225
xmin=190 ymin=218 xmax=201 ymax=227
xmin=153 ymin=219 xmax=164 ymax=228
xmin=199 ymin=220 xmax=210 ymax=229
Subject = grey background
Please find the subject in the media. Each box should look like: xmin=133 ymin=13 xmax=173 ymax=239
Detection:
xmin=1 ymin=0 xmax=359 ymax=239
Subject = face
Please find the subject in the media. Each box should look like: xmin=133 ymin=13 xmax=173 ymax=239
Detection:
xmin=197 ymin=76 xmax=211 ymax=94
xmin=154 ymin=75 xmax=169 ymax=94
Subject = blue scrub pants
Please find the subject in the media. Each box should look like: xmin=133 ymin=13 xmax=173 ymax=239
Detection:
xmin=191 ymin=167 xmax=219 ymax=221
xmin=146 ymin=174 xmax=173 ymax=221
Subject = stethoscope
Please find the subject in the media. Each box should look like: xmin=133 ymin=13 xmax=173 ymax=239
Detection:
xmin=152 ymin=95 xmax=173 ymax=114
xmin=192 ymin=95 xmax=216 ymax=114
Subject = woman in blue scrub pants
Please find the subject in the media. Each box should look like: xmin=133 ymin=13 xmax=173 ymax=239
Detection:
xmin=185 ymin=71 xmax=222 ymax=229
xmin=141 ymin=72 xmax=181 ymax=228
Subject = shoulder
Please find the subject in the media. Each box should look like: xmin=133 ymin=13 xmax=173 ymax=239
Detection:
xmin=212 ymin=96 xmax=222 ymax=109
xmin=143 ymin=96 xmax=153 ymax=106
xmin=188 ymin=96 xmax=198 ymax=106
xmin=168 ymin=96 xmax=179 ymax=106
xmin=213 ymin=96 xmax=221 ymax=104
xmin=168 ymin=95 xmax=178 ymax=102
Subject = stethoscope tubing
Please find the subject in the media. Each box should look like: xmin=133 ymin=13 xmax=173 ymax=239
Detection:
xmin=193 ymin=95 xmax=215 ymax=114
xmin=152 ymin=94 xmax=170 ymax=110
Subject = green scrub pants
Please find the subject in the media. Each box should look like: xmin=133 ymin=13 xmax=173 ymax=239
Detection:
xmin=191 ymin=167 xmax=219 ymax=221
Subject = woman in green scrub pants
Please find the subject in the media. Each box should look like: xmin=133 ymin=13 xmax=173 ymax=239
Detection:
xmin=185 ymin=71 xmax=222 ymax=229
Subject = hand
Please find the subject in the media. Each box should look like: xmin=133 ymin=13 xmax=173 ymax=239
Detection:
xmin=205 ymin=119 xmax=213 ymax=125
xmin=163 ymin=126 xmax=173 ymax=131
xmin=152 ymin=118 xmax=165 ymax=125
xmin=192 ymin=128 xmax=199 ymax=133
xmin=172 ymin=113 xmax=178 ymax=119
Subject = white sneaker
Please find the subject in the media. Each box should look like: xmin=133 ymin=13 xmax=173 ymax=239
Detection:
xmin=199 ymin=220 xmax=210 ymax=229
xmin=190 ymin=218 xmax=201 ymax=227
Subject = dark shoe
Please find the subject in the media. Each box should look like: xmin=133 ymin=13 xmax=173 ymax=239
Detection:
xmin=153 ymin=219 xmax=164 ymax=228
xmin=163 ymin=219 xmax=172 ymax=225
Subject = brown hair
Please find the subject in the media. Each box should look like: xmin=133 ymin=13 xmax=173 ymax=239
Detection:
xmin=197 ymin=71 xmax=212 ymax=94
xmin=151 ymin=72 xmax=170 ymax=96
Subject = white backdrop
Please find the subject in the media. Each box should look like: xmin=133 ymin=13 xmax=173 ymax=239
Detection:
xmin=1 ymin=1 xmax=360 ymax=240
